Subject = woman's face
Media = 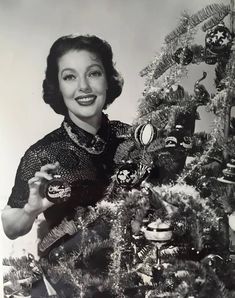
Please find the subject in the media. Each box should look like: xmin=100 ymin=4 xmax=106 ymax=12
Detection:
xmin=58 ymin=50 xmax=107 ymax=122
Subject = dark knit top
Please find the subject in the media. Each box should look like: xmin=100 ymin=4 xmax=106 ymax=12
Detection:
xmin=7 ymin=115 xmax=130 ymax=228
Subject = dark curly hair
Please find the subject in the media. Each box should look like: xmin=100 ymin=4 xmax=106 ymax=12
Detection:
xmin=42 ymin=34 xmax=124 ymax=115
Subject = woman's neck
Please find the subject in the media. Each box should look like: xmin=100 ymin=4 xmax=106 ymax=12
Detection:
xmin=68 ymin=112 xmax=102 ymax=135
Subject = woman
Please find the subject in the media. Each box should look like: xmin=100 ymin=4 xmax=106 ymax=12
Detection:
xmin=1 ymin=34 xmax=130 ymax=241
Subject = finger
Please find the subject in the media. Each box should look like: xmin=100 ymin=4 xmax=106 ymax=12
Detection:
xmin=40 ymin=162 xmax=60 ymax=172
xmin=28 ymin=176 xmax=41 ymax=185
xmin=35 ymin=171 xmax=53 ymax=181
xmin=41 ymin=198 xmax=54 ymax=210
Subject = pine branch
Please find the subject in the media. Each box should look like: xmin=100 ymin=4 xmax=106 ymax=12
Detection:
xmin=38 ymin=218 xmax=78 ymax=253
xmin=82 ymin=239 xmax=112 ymax=260
xmin=190 ymin=4 xmax=229 ymax=30
xmin=202 ymin=11 xmax=230 ymax=31
xmin=165 ymin=4 xmax=229 ymax=44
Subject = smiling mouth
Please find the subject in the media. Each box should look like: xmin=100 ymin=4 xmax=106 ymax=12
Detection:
xmin=75 ymin=95 xmax=96 ymax=106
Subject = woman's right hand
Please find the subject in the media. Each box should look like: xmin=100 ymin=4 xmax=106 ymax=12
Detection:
xmin=24 ymin=162 xmax=60 ymax=215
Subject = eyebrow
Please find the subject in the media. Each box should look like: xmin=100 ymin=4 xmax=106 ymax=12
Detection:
xmin=60 ymin=64 xmax=104 ymax=74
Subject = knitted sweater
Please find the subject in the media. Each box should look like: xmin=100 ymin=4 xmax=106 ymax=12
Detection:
xmin=8 ymin=114 xmax=130 ymax=228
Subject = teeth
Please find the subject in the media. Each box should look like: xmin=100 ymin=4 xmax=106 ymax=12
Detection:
xmin=76 ymin=96 xmax=95 ymax=102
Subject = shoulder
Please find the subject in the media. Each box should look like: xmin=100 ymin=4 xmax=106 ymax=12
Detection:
xmin=18 ymin=126 xmax=65 ymax=175
xmin=28 ymin=126 xmax=64 ymax=151
xmin=110 ymin=120 xmax=131 ymax=139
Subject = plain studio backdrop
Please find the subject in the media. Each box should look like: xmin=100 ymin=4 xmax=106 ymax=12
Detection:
xmin=0 ymin=1 xmax=232 ymax=289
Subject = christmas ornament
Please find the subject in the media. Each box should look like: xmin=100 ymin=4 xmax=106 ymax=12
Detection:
xmin=217 ymin=158 xmax=235 ymax=184
xmin=229 ymin=212 xmax=235 ymax=231
xmin=48 ymin=245 xmax=66 ymax=263
xmin=165 ymin=125 xmax=184 ymax=148
xmin=165 ymin=125 xmax=192 ymax=149
xmin=230 ymin=117 xmax=235 ymax=136
xmin=194 ymin=72 xmax=210 ymax=105
xmin=173 ymin=47 xmax=193 ymax=65
xmin=134 ymin=122 xmax=156 ymax=146
xmin=142 ymin=219 xmax=173 ymax=243
xmin=204 ymin=47 xmax=218 ymax=65
xmin=116 ymin=162 xmax=151 ymax=188
xmin=173 ymin=218 xmax=187 ymax=236
xmin=205 ymin=23 xmax=232 ymax=54
xmin=28 ymin=253 xmax=43 ymax=281
xmin=39 ymin=174 xmax=72 ymax=204
xmin=191 ymin=44 xmax=205 ymax=64
xmin=196 ymin=175 xmax=212 ymax=198
xmin=162 ymin=84 xmax=185 ymax=103
xmin=181 ymin=136 xmax=193 ymax=149
xmin=201 ymin=254 xmax=224 ymax=272
xmin=152 ymin=264 xmax=164 ymax=283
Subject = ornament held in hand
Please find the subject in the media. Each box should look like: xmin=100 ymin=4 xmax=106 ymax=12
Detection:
xmin=40 ymin=175 xmax=72 ymax=204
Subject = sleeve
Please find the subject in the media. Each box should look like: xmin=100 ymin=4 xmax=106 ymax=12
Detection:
xmin=7 ymin=148 xmax=43 ymax=208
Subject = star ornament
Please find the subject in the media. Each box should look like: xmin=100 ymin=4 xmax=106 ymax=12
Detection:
xmin=205 ymin=24 xmax=232 ymax=54
xmin=216 ymin=31 xmax=225 ymax=39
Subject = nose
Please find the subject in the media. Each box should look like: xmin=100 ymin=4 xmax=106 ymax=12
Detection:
xmin=79 ymin=76 xmax=91 ymax=93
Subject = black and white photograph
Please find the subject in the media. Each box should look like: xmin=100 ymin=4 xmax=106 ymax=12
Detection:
xmin=1 ymin=0 xmax=235 ymax=297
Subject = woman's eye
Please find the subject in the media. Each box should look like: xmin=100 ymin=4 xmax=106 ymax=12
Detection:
xmin=63 ymin=74 xmax=76 ymax=81
xmin=88 ymin=70 xmax=102 ymax=77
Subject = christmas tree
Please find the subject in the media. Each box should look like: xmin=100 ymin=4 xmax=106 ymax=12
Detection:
xmin=3 ymin=2 xmax=235 ymax=298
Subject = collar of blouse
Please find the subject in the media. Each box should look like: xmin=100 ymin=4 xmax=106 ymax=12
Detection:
xmin=63 ymin=113 xmax=110 ymax=155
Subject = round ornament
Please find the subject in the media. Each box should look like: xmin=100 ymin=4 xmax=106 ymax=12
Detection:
xmin=173 ymin=218 xmax=187 ymax=236
xmin=134 ymin=123 xmax=156 ymax=146
xmin=201 ymin=254 xmax=224 ymax=272
xmin=165 ymin=125 xmax=186 ymax=149
xmin=205 ymin=23 xmax=232 ymax=54
xmin=217 ymin=159 xmax=235 ymax=184
xmin=181 ymin=136 xmax=193 ymax=149
xmin=152 ymin=264 xmax=164 ymax=283
xmin=48 ymin=245 xmax=65 ymax=263
xmin=196 ymin=176 xmax=211 ymax=198
xmin=229 ymin=212 xmax=235 ymax=231
xmin=173 ymin=47 xmax=193 ymax=65
xmin=40 ymin=175 xmax=72 ymax=204
xmin=204 ymin=47 xmax=218 ymax=65
xmin=163 ymin=84 xmax=185 ymax=103
xmin=116 ymin=162 xmax=149 ymax=188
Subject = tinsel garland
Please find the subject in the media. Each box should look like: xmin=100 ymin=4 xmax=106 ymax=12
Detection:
xmin=207 ymin=89 xmax=229 ymax=116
